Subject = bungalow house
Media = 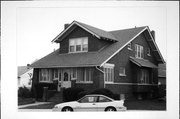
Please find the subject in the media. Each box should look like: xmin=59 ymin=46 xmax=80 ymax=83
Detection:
xmin=18 ymin=66 xmax=33 ymax=89
xmin=31 ymin=20 xmax=165 ymax=100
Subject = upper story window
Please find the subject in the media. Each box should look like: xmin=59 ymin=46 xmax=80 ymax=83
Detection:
xmin=135 ymin=44 xmax=144 ymax=59
xmin=69 ymin=37 xmax=88 ymax=53
xmin=147 ymin=48 xmax=151 ymax=56
xmin=127 ymin=42 xmax=132 ymax=50
xmin=119 ymin=67 xmax=126 ymax=76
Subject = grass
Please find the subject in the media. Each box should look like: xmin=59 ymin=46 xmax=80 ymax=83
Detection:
xmin=124 ymin=99 xmax=166 ymax=110
xmin=18 ymin=97 xmax=35 ymax=106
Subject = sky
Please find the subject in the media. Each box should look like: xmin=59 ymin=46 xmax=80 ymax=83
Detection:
xmin=17 ymin=3 xmax=167 ymax=66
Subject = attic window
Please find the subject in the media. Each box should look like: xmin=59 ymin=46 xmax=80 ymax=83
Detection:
xmin=147 ymin=48 xmax=151 ymax=56
xmin=128 ymin=42 xmax=132 ymax=50
xmin=69 ymin=37 xmax=88 ymax=53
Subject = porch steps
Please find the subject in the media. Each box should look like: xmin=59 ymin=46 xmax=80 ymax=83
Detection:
xmin=48 ymin=91 xmax=63 ymax=103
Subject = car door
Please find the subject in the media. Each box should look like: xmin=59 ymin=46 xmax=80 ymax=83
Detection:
xmin=96 ymin=96 xmax=113 ymax=111
xmin=75 ymin=96 xmax=98 ymax=112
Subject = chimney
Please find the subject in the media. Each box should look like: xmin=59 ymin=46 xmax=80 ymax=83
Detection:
xmin=64 ymin=24 xmax=70 ymax=30
xmin=151 ymin=30 xmax=155 ymax=41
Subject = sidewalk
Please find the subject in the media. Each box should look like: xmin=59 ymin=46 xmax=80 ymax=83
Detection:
xmin=18 ymin=102 xmax=52 ymax=109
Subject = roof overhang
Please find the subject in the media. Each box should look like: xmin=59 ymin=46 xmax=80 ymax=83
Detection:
xmin=144 ymin=27 xmax=165 ymax=63
xmin=52 ymin=21 xmax=117 ymax=43
xmin=129 ymin=57 xmax=158 ymax=68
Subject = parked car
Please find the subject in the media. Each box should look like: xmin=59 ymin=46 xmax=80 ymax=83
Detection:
xmin=52 ymin=94 xmax=126 ymax=112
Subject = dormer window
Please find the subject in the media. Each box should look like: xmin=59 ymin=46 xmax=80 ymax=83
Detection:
xmin=69 ymin=37 xmax=88 ymax=53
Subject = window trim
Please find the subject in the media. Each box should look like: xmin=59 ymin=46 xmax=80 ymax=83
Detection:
xmin=103 ymin=63 xmax=115 ymax=83
xmin=39 ymin=69 xmax=53 ymax=83
xmin=147 ymin=48 xmax=151 ymax=56
xmin=76 ymin=68 xmax=93 ymax=83
xmin=119 ymin=67 xmax=126 ymax=76
xmin=127 ymin=42 xmax=132 ymax=50
xmin=135 ymin=44 xmax=144 ymax=59
xmin=69 ymin=37 xmax=88 ymax=53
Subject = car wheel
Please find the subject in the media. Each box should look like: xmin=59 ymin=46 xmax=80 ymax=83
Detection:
xmin=62 ymin=107 xmax=73 ymax=112
xmin=105 ymin=107 xmax=116 ymax=111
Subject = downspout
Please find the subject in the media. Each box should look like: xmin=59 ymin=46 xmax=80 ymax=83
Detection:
xmin=95 ymin=66 xmax=105 ymax=88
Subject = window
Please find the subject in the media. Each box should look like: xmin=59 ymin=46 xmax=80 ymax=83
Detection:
xmin=135 ymin=44 xmax=144 ymax=58
xmin=119 ymin=67 xmax=126 ymax=76
xmin=98 ymin=96 xmax=111 ymax=102
xmin=79 ymin=96 xmax=98 ymax=103
xmin=147 ymin=48 xmax=151 ymax=56
xmin=128 ymin=42 xmax=132 ymax=50
xmin=103 ymin=63 xmax=114 ymax=83
xmin=140 ymin=69 xmax=149 ymax=84
xmin=71 ymin=68 xmax=77 ymax=80
xmin=54 ymin=69 xmax=58 ymax=79
xmin=39 ymin=69 xmax=53 ymax=82
xmin=69 ymin=37 xmax=88 ymax=53
xmin=76 ymin=68 xmax=93 ymax=83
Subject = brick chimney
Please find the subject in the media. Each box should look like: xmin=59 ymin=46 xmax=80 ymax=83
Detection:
xmin=151 ymin=30 xmax=155 ymax=41
xmin=64 ymin=24 xmax=70 ymax=30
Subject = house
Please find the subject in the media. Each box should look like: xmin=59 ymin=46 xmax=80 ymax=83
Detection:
xmin=31 ymin=20 xmax=165 ymax=100
xmin=158 ymin=63 xmax=166 ymax=86
xmin=18 ymin=66 xmax=33 ymax=89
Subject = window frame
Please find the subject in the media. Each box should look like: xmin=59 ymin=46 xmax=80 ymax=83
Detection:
xmin=135 ymin=44 xmax=144 ymax=59
xmin=39 ymin=69 xmax=53 ymax=83
xmin=69 ymin=37 xmax=88 ymax=53
xmin=119 ymin=67 xmax=126 ymax=76
xmin=147 ymin=48 xmax=151 ymax=56
xmin=127 ymin=42 xmax=132 ymax=50
xmin=103 ymin=63 xmax=115 ymax=83
xmin=76 ymin=68 xmax=93 ymax=83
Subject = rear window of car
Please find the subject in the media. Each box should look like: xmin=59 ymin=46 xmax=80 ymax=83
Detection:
xmin=98 ymin=96 xmax=112 ymax=102
xmin=79 ymin=96 xmax=98 ymax=103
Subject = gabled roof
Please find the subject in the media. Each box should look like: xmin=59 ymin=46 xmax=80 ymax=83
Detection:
xmin=52 ymin=20 xmax=118 ymax=42
xmin=31 ymin=21 xmax=164 ymax=68
xmin=18 ymin=66 xmax=33 ymax=77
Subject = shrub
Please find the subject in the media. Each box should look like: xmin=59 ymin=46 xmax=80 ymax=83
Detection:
xmin=63 ymin=87 xmax=84 ymax=102
xmin=77 ymin=90 xmax=90 ymax=99
xmin=18 ymin=86 xmax=32 ymax=98
xmin=90 ymin=88 xmax=114 ymax=99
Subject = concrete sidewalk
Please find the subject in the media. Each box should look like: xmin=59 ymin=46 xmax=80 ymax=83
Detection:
xmin=18 ymin=102 xmax=52 ymax=109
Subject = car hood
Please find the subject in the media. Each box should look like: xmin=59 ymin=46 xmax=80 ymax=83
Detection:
xmin=55 ymin=101 xmax=79 ymax=108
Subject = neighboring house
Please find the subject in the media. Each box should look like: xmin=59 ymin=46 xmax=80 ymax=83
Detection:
xmin=31 ymin=21 xmax=165 ymax=100
xmin=18 ymin=66 xmax=33 ymax=89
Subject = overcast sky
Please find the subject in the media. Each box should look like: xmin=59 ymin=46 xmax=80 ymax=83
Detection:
xmin=16 ymin=3 xmax=169 ymax=66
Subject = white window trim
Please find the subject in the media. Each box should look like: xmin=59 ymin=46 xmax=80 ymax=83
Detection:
xmin=127 ymin=42 xmax=132 ymax=50
xmin=71 ymin=68 xmax=77 ymax=80
xmin=119 ymin=67 xmax=126 ymax=76
xmin=147 ymin=48 xmax=151 ymax=56
xmin=39 ymin=69 xmax=54 ymax=83
xmin=135 ymin=44 xmax=144 ymax=59
xmin=76 ymin=68 xmax=93 ymax=83
xmin=103 ymin=63 xmax=115 ymax=83
xmin=69 ymin=37 xmax=88 ymax=53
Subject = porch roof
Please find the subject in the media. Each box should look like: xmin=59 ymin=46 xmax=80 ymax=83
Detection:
xmin=129 ymin=57 xmax=158 ymax=68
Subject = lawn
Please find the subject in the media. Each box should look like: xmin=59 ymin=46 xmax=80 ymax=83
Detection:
xmin=124 ymin=99 xmax=166 ymax=110
xmin=18 ymin=97 xmax=35 ymax=105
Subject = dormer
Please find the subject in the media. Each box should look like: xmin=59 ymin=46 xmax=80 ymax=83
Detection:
xmin=52 ymin=21 xmax=117 ymax=54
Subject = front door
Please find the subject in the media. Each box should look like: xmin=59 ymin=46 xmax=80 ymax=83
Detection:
xmin=62 ymin=69 xmax=71 ymax=88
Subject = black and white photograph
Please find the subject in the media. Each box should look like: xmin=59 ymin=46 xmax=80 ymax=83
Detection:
xmin=1 ymin=1 xmax=179 ymax=119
